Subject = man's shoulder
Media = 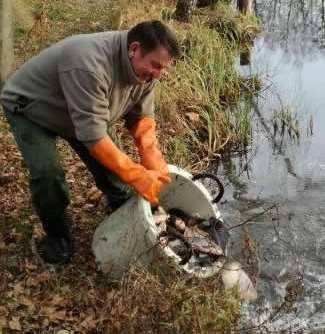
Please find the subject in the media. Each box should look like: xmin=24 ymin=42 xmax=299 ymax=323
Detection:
xmin=63 ymin=31 xmax=121 ymax=49
xmin=58 ymin=31 xmax=126 ymax=74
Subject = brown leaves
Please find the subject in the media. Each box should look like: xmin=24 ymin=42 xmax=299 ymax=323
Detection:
xmin=8 ymin=317 xmax=22 ymax=331
xmin=185 ymin=112 xmax=200 ymax=123
xmin=80 ymin=311 xmax=98 ymax=331
xmin=0 ymin=307 xmax=9 ymax=329
xmin=0 ymin=173 xmax=15 ymax=186
xmin=0 ymin=110 xmax=109 ymax=330
xmin=25 ymin=267 xmax=51 ymax=284
xmin=19 ymin=296 xmax=35 ymax=313
xmin=87 ymin=186 xmax=102 ymax=204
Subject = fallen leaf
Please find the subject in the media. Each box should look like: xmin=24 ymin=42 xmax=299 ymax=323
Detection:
xmin=80 ymin=314 xmax=97 ymax=330
xmin=87 ymin=186 xmax=102 ymax=203
xmin=24 ymin=260 xmax=37 ymax=271
xmin=9 ymin=317 xmax=21 ymax=331
xmin=0 ymin=315 xmax=7 ymax=327
xmin=185 ymin=112 xmax=200 ymax=123
xmin=0 ymin=307 xmax=8 ymax=316
xmin=53 ymin=310 xmax=69 ymax=322
xmin=12 ymin=282 xmax=25 ymax=295
xmin=50 ymin=294 xmax=71 ymax=307
xmin=19 ymin=296 xmax=35 ymax=312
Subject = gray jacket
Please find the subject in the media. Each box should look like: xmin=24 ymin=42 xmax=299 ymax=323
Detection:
xmin=0 ymin=31 xmax=156 ymax=147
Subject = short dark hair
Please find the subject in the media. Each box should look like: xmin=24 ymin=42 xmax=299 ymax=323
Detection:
xmin=127 ymin=20 xmax=180 ymax=58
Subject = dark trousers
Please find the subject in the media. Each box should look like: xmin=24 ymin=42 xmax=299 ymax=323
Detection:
xmin=4 ymin=109 xmax=132 ymax=239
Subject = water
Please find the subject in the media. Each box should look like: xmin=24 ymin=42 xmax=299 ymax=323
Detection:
xmin=215 ymin=1 xmax=325 ymax=332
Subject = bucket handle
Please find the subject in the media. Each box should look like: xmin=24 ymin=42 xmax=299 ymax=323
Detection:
xmin=192 ymin=173 xmax=224 ymax=203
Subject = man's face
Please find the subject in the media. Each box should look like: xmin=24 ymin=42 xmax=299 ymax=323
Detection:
xmin=128 ymin=42 xmax=172 ymax=83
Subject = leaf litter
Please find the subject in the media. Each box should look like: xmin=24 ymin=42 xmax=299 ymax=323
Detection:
xmin=0 ymin=112 xmax=241 ymax=333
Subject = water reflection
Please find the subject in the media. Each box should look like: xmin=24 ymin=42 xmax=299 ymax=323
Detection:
xmin=254 ymin=0 xmax=325 ymax=62
xmin=218 ymin=0 xmax=325 ymax=332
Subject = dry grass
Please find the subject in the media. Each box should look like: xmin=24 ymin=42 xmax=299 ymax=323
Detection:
xmin=120 ymin=0 xmax=261 ymax=170
xmin=0 ymin=121 xmax=241 ymax=331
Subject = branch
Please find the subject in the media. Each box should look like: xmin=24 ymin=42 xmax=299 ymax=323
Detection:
xmin=228 ymin=204 xmax=278 ymax=231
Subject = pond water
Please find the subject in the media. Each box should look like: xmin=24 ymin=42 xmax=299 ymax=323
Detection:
xmin=216 ymin=1 xmax=325 ymax=332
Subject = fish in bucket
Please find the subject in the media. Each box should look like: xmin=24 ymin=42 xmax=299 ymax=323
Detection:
xmin=92 ymin=165 xmax=257 ymax=301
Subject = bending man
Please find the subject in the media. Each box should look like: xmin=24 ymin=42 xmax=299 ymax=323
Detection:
xmin=0 ymin=20 xmax=180 ymax=264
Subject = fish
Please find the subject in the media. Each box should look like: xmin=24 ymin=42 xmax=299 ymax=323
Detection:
xmin=166 ymin=208 xmax=226 ymax=267
xmin=168 ymin=208 xmax=229 ymax=254
xmin=153 ymin=207 xmax=257 ymax=301
xmin=165 ymin=225 xmax=193 ymax=265
xmin=168 ymin=208 xmax=205 ymax=227
xmin=183 ymin=225 xmax=223 ymax=257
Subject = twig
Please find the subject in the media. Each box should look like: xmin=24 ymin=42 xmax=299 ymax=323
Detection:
xmin=228 ymin=204 xmax=278 ymax=231
xmin=233 ymin=301 xmax=287 ymax=333
xmin=29 ymin=237 xmax=48 ymax=270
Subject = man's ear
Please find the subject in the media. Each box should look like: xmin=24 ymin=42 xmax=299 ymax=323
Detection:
xmin=128 ymin=41 xmax=141 ymax=58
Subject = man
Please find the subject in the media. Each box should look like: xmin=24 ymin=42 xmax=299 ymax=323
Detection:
xmin=0 ymin=20 xmax=180 ymax=264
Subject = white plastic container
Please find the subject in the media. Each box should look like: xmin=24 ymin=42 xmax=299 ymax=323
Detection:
xmin=92 ymin=165 xmax=223 ymax=280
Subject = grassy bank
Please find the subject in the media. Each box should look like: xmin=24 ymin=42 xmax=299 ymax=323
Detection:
xmin=0 ymin=0 xmax=261 ymax=332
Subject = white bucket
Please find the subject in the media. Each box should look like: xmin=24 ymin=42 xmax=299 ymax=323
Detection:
xmin=92 ymin=164 xmax=223 ymax=280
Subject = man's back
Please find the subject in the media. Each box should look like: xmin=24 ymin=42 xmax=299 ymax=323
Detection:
xmin=0 ymin=30 xmax=154 ymax=142
xmin=1 ymin=31 xmax=119 ymax=110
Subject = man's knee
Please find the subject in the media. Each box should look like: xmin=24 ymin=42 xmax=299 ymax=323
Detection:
xmin=30 ymin=167 xmax=70 ymax=209
xmin=31 ymin=163 xmax=64 ymax=178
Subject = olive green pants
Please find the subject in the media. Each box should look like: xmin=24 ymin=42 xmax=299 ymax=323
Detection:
xmin=4 ymin=109 xmax=132 ymax=239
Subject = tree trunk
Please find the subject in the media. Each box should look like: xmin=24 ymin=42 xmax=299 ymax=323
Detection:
xmin=175 ymin=0 xmax=198 ymax=22
xmin=196 ymin=0 xmax=219 ymax=8
xmin=0 ymin=0 xmax=14 ymax=86
xmin=237 ymin=0 xmax=252 ymax=15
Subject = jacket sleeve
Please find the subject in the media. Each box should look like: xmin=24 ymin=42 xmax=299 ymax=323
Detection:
xmin=124 ymin=83 xmax=156 ymax=130
xmin=59 ymin=68 xmax=110 ymax=146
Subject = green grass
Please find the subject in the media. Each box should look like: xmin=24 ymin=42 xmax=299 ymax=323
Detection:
xmin=14 ymin=0 xmax=123 ymax=64
xmin=272 ymin=105 xmax=300 ymax=140
xmin=156 ymin=18 xmax=259 ymax=168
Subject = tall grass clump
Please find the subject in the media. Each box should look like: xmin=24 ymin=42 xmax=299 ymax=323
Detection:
xmin=103 ymin=264 xmax=241 ymax=333
xmin=155 ymin=24 xmax=257 ymax=169
xmin=122 ymin=1 xmax=260 ymax=169
xmin=156 ymin=25 xmax=239 ymax=163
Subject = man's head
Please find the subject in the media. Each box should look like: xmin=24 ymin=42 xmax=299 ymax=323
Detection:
xmin=127 ymin=20 xmax=180 ymax=83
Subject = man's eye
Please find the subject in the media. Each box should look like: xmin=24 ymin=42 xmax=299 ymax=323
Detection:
xmin=153 ymin=63 xmax=162 ymax=70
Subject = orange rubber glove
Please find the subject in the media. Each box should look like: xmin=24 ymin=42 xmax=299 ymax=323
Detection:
xmin=129 ymin=117 xmax=169 ymax=177
xmin=89 ymin=136 xmax=171 ymax=203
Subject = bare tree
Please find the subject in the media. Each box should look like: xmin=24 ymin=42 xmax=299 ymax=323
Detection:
xmin=0 ymin=0 xmax=14 ymax=86
xmin=175 ymin=0 xmax=198 ymax=22
xmin=174 ymin=0 xmax=224 ymax=22
xmin=196 ymin=0 xmax=219 ymax=7
xmin=237 ymin=0 xmax=252 ymax=15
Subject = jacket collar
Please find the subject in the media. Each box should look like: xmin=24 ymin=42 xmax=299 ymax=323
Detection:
xmin=120 ymin=31 xmax=141 ymax=85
